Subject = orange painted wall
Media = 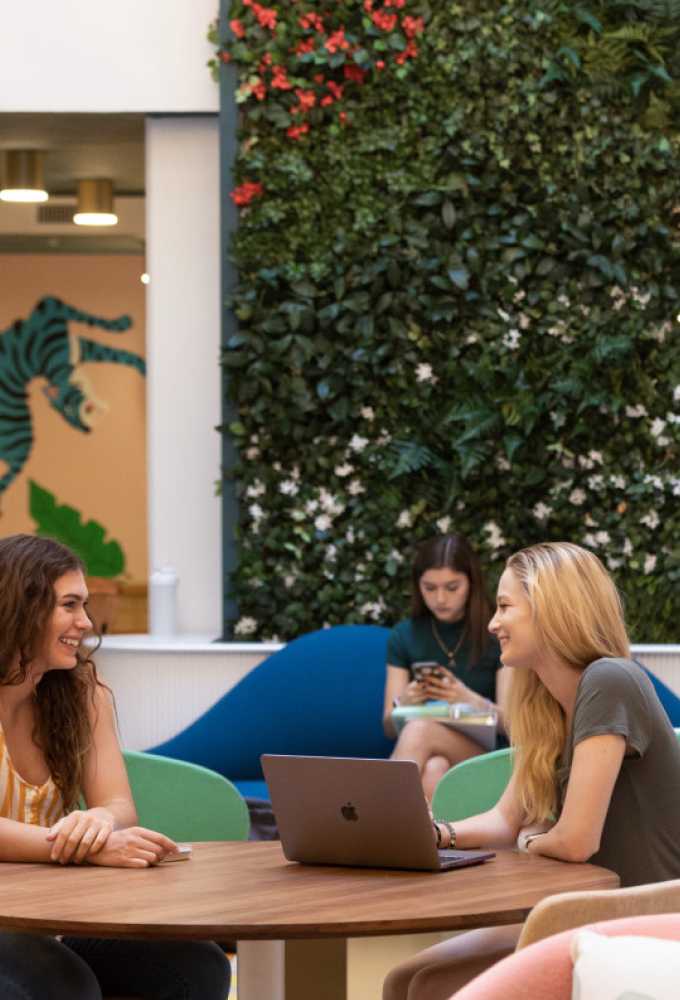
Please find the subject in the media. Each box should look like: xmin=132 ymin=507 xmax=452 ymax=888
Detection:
xmin=0 ymin=255 xmax=147 ymax=583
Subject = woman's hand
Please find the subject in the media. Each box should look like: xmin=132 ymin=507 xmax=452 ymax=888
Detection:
xmin=423 ymin=668 xmax=476 ymax=705
xmin=47 ymin=808 xmax=116 ymax=864
xmin=399 ymin=678 xmax=429 ymax=706
xmin=517 ymin=822 xmax=553 ymax=853
xmin=86 ymin=826 xmax=178 ymax=868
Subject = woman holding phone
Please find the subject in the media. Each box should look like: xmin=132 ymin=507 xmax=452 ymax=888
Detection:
xmin=383 ymin=542 xmax=680 ymax=1000
xmin=383 ymin=533 xmax=512 ymax=799
xmin=0 ymin=534 xmax=229 ymax=1000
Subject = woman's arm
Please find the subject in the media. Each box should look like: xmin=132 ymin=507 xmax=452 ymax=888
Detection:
xmin=48 ymin=683 xmax=138 ymax=863
xmin=527 ymin=733 xmax=625 ymax=863
xmin=383 ymin=665 xmax=426 ymax=739
xmin=435 ymin=768 xmax=525 ymax=850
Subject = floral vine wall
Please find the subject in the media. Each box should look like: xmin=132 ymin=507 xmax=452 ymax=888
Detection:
xmin=215 ymin=0 xmax=680 ymax=641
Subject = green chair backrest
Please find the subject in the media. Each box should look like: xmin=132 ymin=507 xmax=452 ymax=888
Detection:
xmin=123 ymin=750 xmax=250 ymax=841
xmin=431 ymin=747 xmax=513 ymax=822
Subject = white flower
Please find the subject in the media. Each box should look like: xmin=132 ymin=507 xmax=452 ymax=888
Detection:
xmin=502 ymin=329 xmax=521 ymax=350
xmin=346 ymin=528 xmax=356 ymax=543
xmin=291 ymin=509 xmax=306 ymax=522
xmin=583 ymin=532 xmax=598 ymax=548
xmin=465 ymin=333 xmax=479 ymax=344
xmin=325 ymin=545 xmax=338 ymax=562
xmin=673 ymin=480 xmax=680 ymax=498
xmin=360 ymin=406 xmax=375 ymax=421
xmin=279 ymin=479 xmax=299 ymax=496
xmin=359 ymin=599 xmax=386 ymax=621
xmin=319 ymin=488 xmax=343 ymax=515
xmin=533 ymin=502 xmax=552 ymax=521
xmin=650 ymin=417 xmax=667 ymax=438
xmin=610 ymin=475 xmax=626 ymax=489
xmin=674 ymin=385 xmax=680 ymax=403
xmin=290 ymin=465 xmax=301 ymax=480
xmin=644 ymin=554 xmax=657 ymax=575
xmin=631 ymin=287 xmax=651 ymax=307
xmin=497 ymin=308 xmax=511 ymax=322
xmin=667 ymin=412 xmax=680 ymax=425
xmin=569 ymin=489 xmax=586 ymax=506
xmin=578 ymin=455 xmax=595 ymax=470
xmin=496 ymin=455 xmax=511 ymax=471
xmin=436 ymin=516 xmax=452 ymax=533
xmin=234 ymin=616 xmax=257 ymax=636
xmin=623 ymin=538 xmax=633 ymax=557
xmin=644 ymin=474 xmax=664 ymax=490
xmin=415 ymin=363 xmax=436 ymax=383
xmin=245 ymin=447 xmax=260 ymax=460
xmin=625 ymin=404 xmax=648 ymax=418
xmin=607 ymin=556 xmax=623 ymax=571
xmin=557 ymin=293 xmax=571 ymax=307
xmin=513 ymin=290 xmax=526 ymax=303
xmin=484 ymin=521 xmax=506 ymax=549
xmin=641 ymin=510 xmax=660 ymax=530
xmin=315 ymin=513 xmax=332 ymax=532
xmin=397 ymin=510 xmax=413 ymax=528
xmin=348 ymin=479 xmax=365 ymax=496
xmin=248 ymin=503 xmax=264 ymax=520
xmin=588 ymin=474 xmax=604 ymax=491
xmin=245 ymin=480 xmax=266 ymax=498
xmin=334 ymin=462 xmax=354 ymax=477
xmin=349 ymin=433 xmax=369 ymax=452
xmin=518 ymin=313 xmax=531 ymax=329
xmin=305 ymin=499 xmax=319 ymax=514
xmin=588 ymin=451 xmax=603 ymax=464
xmin=388 ymin=549 xmax=404 ymax=564
xmin=595 ymin=531 xmax=610 ymax=545
xmin=284 ymin=575 xmax=295 ymax=589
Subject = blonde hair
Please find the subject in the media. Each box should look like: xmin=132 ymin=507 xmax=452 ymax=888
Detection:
xmin=506 ymin=542 xmax=630 ymax=822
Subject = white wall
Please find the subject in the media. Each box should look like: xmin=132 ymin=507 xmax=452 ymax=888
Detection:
xmin=0 ymin=0 xmax=219 ymax=113
xmin=146 ymin=115 xmax=222 ymax=634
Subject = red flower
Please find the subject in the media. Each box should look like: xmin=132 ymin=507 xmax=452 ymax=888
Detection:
xmin=295 ymin=88 xmax=317 ymax=111
xmin=287 ymin=123 xmax=310 ymax=140
xmin=375 ymin=59 xmax=385 ymax=70
xmin=230 ymin=181 xmax=264 ymax=206
xmin=252 ymin=80 xmax=267 ymax=101
xmin=320 ymin=95 xmax=334 ymax=106
xmin=314 ymin=73 xmax=325 ymax=84
xmin=395 ymin=39 xmax=418 ymax=64
xmin=402 ymin=15 xmax=425 ymax=37
xmin=326 ymin=80 xmax=344 ymax=100
xmin=253 ymin=4 xmax=277 ymax=30
xmin=299 ymin=12 xmax=324 ymax=31
xmin=371 ymin=11 xmax=398 ymax=31
xmin=220 ymin=51 xmax=231 ymax=63
xmin=325 ymin=29 xmax=351 ymax=53
xmin=339 ymin=111 xmax=348 ymax=124
xmin=229 ymin=18 xmax=245 ymax=38
xmin=363 ymin=0 xmax=374 ymax=9
xmin=343 ymin=63 xmax=365 ymax=84
xmin=271 ymin=64 xmax=293 ymax=90
xmin=295 ymin=38 xmax=315 ymax=55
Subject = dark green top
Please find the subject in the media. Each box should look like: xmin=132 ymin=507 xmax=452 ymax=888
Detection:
xmin=386 ymin=616 xmax=502 ymax=702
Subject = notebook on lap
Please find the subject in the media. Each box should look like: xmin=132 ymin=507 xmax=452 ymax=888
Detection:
xmin=261 ymin=754 xmax=495 ymax=872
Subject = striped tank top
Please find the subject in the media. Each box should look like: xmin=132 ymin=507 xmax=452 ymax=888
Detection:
xmin=0 ymin=722 xmax=65 ymax=826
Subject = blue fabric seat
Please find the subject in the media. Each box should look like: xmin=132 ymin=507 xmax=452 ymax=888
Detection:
xmin=149 ymin=624 xmax=394 ymax=799
xmin=637 ymin=659 xmax=680 ymax=727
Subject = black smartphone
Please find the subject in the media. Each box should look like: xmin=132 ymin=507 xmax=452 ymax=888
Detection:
xmin=412 ymin=661 xmax=446 ymax=682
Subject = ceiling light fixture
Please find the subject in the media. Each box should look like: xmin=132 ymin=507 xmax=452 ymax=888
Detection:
xmin=0 ymin=150 xmax=49 ymax=203
xmin=73 ymin=179 xmax=118 ymax=226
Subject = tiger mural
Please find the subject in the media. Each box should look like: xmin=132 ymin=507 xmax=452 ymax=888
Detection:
xmin=0 ymin=296 xmax=146 ymax=497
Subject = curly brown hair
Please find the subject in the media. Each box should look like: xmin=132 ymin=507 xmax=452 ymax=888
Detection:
xmin=0 ymin=533 xmax=102 ymax=811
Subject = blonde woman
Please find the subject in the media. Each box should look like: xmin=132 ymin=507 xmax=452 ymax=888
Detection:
xmin=384 ymin=542 xmax=680 ymax=1000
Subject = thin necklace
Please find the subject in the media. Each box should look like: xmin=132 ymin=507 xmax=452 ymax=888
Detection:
xmin=431 ymin=617 xmax=466 ymax=671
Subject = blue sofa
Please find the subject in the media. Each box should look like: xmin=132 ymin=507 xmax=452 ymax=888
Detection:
xmin=149 ymin=624 xmax=395 ymax=798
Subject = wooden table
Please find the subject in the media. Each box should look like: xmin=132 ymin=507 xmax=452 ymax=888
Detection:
xmin=0 ymin=841 xmax=619 ymax=999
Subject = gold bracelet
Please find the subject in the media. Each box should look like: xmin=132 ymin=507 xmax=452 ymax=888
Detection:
xmin=444 ymin=822 xmax=456 ymax=849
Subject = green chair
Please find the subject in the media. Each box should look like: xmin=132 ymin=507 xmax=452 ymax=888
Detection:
xmin=432 ymin=747 xmax=513 ymax=822
xmin=123 ymin=750 xmax=250 ymax=841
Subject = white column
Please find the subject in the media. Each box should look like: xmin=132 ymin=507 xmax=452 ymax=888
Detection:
xmin=145 ymin=116 xmax=222 ymax=635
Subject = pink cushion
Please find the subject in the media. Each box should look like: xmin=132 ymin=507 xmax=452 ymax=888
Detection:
xmin=450 ymin=914 xmax=680 ymax=1000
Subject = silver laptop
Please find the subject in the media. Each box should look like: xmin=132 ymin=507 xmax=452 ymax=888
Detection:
xmin=261 ymin=754 xmax=495 ymax=872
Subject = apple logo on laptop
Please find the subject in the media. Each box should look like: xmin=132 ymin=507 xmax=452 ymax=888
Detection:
xmin=341 ymin=802 xmax=358 ymax=822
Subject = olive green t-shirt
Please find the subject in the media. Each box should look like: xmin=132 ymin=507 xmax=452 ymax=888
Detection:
xmin=386 ymin=616 xmax=501 ymax=702
xmin=558 ymin=658 xmax=680 ymax=887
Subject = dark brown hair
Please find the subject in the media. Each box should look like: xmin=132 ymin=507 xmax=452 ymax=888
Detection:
xmin=0 ymin=533 xmax=102 ymax=810
xmin=410 ymin=533 xmax=493 ymax=666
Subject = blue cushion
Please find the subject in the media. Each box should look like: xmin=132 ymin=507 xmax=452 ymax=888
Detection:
xmin=233 ymin=779 xmax=269 ymax=799
xmin=638 ymin=661 xmax=680 ymax=728
xmin=148 ymin=625 xmax=395 ymax=783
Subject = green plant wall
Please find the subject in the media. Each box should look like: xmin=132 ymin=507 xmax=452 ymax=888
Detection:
xmin=216 ymin=0 xmax=680 ymax=641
